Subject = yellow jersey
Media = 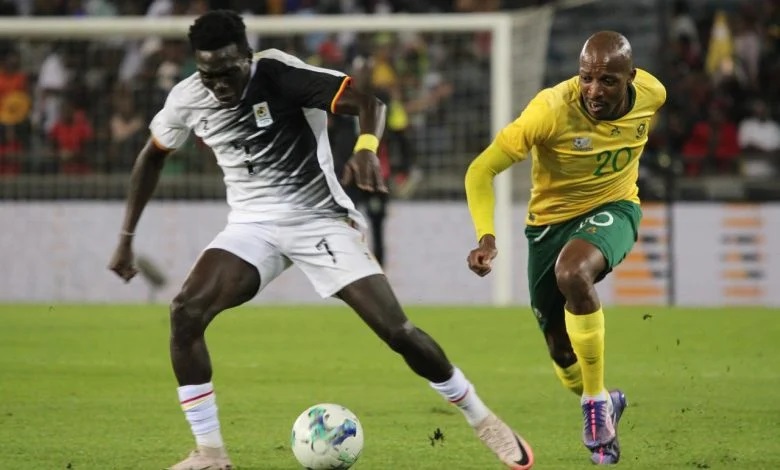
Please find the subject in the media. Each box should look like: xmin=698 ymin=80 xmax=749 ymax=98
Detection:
xmin=495 ymin=68 xmax=666 ymax=226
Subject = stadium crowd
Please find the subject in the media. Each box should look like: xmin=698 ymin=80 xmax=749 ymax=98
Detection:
xmin=0 ymin=0 xmax=777 ymax=198
xmin=0 ymin=0 xmax=547 ymax=187
xmin=654 ymin=0 xmax=780 ymax=178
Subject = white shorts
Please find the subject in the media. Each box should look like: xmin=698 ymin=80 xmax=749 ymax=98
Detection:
xmin=204 ymin=217 xmax=383 ymax=298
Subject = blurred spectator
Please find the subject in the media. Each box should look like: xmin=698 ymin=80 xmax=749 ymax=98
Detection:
xmin=370 ymin=33 xmax=398 ymax=91
xmin=0 ymin=48 xmax=28 ymax=114
xmin=0 ymin=47 xmax=29 ymax=173
xmin=109 ymin=89 xmax=144 ymax=172
xmin=412 ymin=66 xmax=455 ymax=174
xmin=669 ymin=32 xmax=702 ymax=75
xmin=738 ymin=99 xmax=780 ymax=177
xmin=295 ymin=0 xmax=328 ymax=53
xmin=47 ymin=98 xmax=93 ymax=174
xmin=669 ymin=0 xmax=701 ymax=58
xmin=739 ymin=99 xmax=780 ymax=154
xmin=382 ymin=85 xmax=418 ymax=197
xmin=681 ymin=103 xmax=740 ymax=176
xmin=315 ymin=34 xmax=346 ymax=68
xmin=732 ymin=8 xmax=762 ymax=90
xmin=440 ymin=35 xmax=487 ymax=153
xmin=365 ymin=33 xmax=420 ymax=197
xmin=155 ymin=39 xmax=191 ymax=93
xmin=117 ymin=0 xmax=196 ymax=85
xmin=32 ymin=42 xmax=77 ymax=134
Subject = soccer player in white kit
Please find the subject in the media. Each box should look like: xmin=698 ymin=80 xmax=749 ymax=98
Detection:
xmin=108 ymin=10 xmax=534 ymax=470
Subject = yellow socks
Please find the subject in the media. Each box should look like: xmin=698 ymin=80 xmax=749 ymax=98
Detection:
xmin=553 ymin=360 xmax=583 ymax=395
xmin=564 ymin=308 xmax=606 ymax=398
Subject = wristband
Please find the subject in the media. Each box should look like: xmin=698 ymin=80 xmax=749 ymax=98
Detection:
xmin=353 ymin=134 xmax=379 ymax=153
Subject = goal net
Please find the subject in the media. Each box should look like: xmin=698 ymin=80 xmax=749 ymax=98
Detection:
xmin=0 ymin=8 xmax=554 ymax=304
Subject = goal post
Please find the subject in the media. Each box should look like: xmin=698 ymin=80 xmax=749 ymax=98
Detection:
xmin=0 ymin=8 xmax=554 ymax=306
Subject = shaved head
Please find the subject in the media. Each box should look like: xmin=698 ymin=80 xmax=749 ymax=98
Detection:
xmin=580 ymin=31 xmax=633 ymax=71
xmin=578 ymin=31 xmax=636 ymax=120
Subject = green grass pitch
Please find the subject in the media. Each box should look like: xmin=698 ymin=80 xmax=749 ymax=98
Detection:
xmin=1 ymin=304 xmax=779 ymax=469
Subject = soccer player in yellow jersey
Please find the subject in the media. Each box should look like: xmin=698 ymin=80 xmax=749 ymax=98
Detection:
xmin=465 ymin=31 xmax=666 ymax=465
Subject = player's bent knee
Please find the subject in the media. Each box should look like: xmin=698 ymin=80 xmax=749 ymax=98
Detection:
xmin=169 ymin=294 xmax=208 ymax=337
xmin=554 ymin=263 xmax=593 ymax=293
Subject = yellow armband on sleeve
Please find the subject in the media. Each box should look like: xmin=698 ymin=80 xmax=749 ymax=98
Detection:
xmin=464 ymin=142 xmax=516 ymax=241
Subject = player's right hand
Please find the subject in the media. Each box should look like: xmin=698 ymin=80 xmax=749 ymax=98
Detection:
xmin=341 ymin=149 xmax=389 ymax=193
xmin=467 ymin=234 xmax=498 ymax=277
xmin=108 ymin=240 xmax=138 ymax=282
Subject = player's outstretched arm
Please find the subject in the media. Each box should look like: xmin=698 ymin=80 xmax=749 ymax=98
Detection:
xmin=333 ymin=87 xmax=388 ymax=192
xmin=108 ymin=138 xmax=171 ymax=282
xmin=464 ymin=143 xmax=515 ymax=277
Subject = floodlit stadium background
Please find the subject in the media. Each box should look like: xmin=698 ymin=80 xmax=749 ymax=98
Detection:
xmin=0 ymin=0 xmax=778 ymax=306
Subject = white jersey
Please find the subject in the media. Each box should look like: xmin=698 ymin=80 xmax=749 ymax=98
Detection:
xmin=150 ymin=48 xmax=364 ymax=226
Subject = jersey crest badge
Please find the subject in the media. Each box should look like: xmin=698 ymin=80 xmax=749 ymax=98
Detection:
xmin=252 ymin=102 xmax=274 ymax=127
xmin=572 ymin=136 xmax=592 ymax=151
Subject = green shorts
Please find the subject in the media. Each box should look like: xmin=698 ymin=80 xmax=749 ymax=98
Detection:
xmin=524 ymin=200 xmax=642 ymax=333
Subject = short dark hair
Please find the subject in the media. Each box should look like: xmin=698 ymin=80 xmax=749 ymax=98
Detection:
xmin=188 ymin=10 xmax=250 ymax=54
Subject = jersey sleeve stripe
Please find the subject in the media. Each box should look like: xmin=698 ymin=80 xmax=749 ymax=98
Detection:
xmin=330 ymin=76 xmax=352 ymax=113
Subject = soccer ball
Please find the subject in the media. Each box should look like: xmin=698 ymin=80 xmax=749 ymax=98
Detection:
xmin=290 ymin=403 xmax=364 ymax=469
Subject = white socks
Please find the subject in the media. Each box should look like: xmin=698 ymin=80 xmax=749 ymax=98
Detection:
xmin=430 ymin=367 xmax=490 ymax=426
xmin=178 ymin=371 xmax=490 ymax=448
xmin=178 ymin=382 xmax=224 ymax=448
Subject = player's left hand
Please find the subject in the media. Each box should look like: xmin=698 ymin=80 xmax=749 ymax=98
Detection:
xmin=108 ymin=237 xmax=138 ymax=283
xmin=467 ymin=234 xmax=498 ymax=277
xmin=341 ymin=149 xmax=388 ymax=193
